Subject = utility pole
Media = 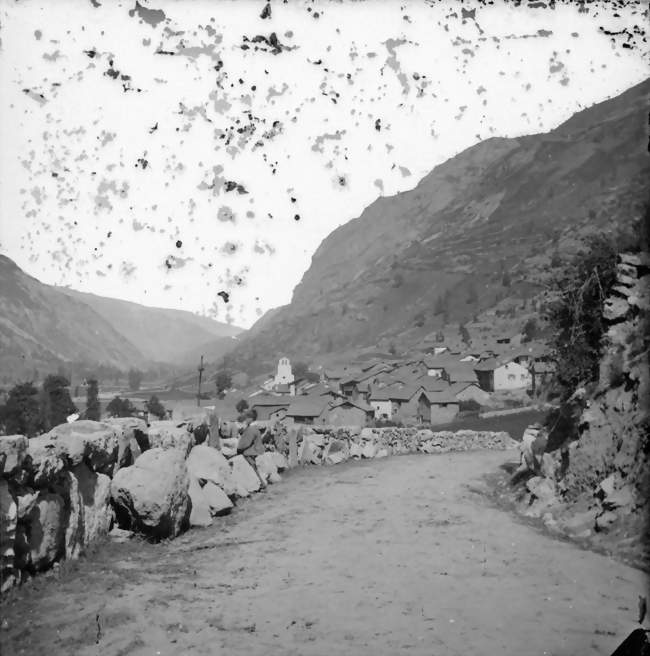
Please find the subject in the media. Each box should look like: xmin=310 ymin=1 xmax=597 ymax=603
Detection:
xmin=197 ymin=355 xmax=205 ymax=407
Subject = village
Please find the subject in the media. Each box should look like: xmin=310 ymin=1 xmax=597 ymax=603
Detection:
xmin=239 ymin=328 xmax=553 ymax=430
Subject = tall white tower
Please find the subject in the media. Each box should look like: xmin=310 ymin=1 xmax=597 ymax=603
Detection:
xmin=274 ymin=357 xmax=294 ymax=385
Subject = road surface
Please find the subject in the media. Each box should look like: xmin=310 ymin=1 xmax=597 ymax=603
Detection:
xmin=2 ymin=450 xmax=646 ymax=655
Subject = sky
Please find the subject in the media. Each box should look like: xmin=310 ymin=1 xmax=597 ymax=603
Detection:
xmin=0 ymin=0 xmax=647 ymax=329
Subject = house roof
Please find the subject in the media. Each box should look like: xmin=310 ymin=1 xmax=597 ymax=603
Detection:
xmin=285 ymin=396 xmax=330 ymax=418
xmin=448 ymin=381 xmax=482 ymax=395
xmin=444 ymin=364 xmax=479 ymax=384
xmin=473 ymin=357 xmax=498 ymax=372
xmin=250 ymin=395 xmax=292 ymax=408
xmin=418 ymin=377 xmax=451 ymax=392
xmin=419 ymin=390 xmax=459 ymax=405
xmin=330 ymin=398 xmax=374 ymax=412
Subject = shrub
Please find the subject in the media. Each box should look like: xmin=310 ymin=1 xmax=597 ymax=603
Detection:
xmin=146 ymin=395 xmax=166 ymax=419
xmin=106 ymin=396 xmax=137 ymax=418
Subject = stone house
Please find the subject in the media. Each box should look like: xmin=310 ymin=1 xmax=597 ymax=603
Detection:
xmin=327 ymin=399 xmax=374 ymax=427
xmin=448 ymin=382 xmax=491 ymax=406
xmin=250 ymin=396 xmax=291 ymax=421
xmin=474 ymin=357 xmax=532 ymax=392
xmin=283 ymin=396 xmax=330 ymax=427
xmin=417 ymin=390 xmax=460 ymax=425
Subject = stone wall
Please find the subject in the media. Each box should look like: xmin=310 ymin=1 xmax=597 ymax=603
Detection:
xmin=0 ymin=417 xmax=516 ymax=594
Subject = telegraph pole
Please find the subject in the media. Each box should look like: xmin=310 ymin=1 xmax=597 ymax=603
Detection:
xmin=197 ymin=355 xmax=205 ymax=407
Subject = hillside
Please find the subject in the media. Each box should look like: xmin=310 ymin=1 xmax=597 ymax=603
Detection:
xmin=0 ymin=255 xmax=146 ymax=382
xmin=230 ymin=78 xmax=650 ymax=373
xmin=0 ymin=255 xmax=244 ymax=383
xmin=61 ymin=288 xmax=243 ymax=365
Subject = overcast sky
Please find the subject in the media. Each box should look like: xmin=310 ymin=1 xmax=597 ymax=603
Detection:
xmin=0 ymin=0 xmax=647 ymax=328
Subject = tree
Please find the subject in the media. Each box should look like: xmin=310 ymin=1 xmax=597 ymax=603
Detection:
xmin=145 ymin=395 xmax=166 ymax=419
xmin=0 ymin=382 xmax=42 ymax=437
xmin=128 ymin=368 xmax=143 ymax=391
xmin=106 ymin=396 xmax=137 ymax=418
xmin=292 ymin=362 xmax=310 ymax=379
xmin=236 ymin=398 xmax=249 ymax=414
xmin=215 ymin=370 xmax=232 ymax=399
xmin=458 ymin=322 xmax=471 ymax=345
xmin=85 ymin=379 xmax=100 ymax=421
xmin=40 ymin=375 xmax=77 ymax=432
xmin=521 ymin=318 xmax=539 ymax=343
xmin=546 ymin=234 xmax=619 ymax=399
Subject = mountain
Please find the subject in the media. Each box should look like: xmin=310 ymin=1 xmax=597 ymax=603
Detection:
xmin=0 ymin=255 xmax=146 ymax=382
xmin=61 ymin=288 xmax=243 ymax=364
xmin=230 ymin=78 xmax=650 ymax=372
xmin=0 ymin=255 xmax=244 ymax=383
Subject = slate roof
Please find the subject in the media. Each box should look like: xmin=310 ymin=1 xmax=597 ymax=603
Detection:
xmin=419 ymin=390 xmax=459 ymax=405
xmin=285 ymin=396 xmax=330 ymax=418
xmin=250 ymin=395 xmax=292 ymax=407
xmin=330 ymin=398 xmax=374 ymax=412
xmin=444 ymin=364 xmax=479 ymax=384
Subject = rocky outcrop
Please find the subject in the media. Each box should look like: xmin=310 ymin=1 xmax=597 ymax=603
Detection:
xmin=148 ymin=421 xmax=195 ymax=457
xmin=509 ymin=252 xmax=649 ymax=564
xmin=110 ymin=448 xmax=190 ymax=540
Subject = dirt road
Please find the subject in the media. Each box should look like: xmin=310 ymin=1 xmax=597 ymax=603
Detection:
xmin=2 ymin=451 xmax=647 ymax=656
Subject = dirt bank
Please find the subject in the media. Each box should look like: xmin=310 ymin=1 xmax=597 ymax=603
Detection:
xmin=1 ymin=450 xmax=646 ymax=655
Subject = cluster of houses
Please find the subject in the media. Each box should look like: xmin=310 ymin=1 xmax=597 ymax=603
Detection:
xmin=247 ymin=338 xmax=553 ymax=428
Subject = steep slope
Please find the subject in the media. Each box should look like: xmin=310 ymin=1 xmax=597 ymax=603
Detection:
xmin=0 ymin=255 xmax=147 ymax=381
xmin=61 ymin=288 xmax=243 ymax=364
xmin=231 ymin=78 xmax=650 ymax=372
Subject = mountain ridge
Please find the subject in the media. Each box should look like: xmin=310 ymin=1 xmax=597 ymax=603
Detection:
xmin=229 ymin=77 xmax=650 ymax=374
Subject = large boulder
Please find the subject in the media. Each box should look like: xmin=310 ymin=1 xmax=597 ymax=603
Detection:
xmin=230 ymin=455 xmax=261 ymax=495
xmin=0 ymin=480 xmax=18 ymax=593
xmin=188 ymin=477 xmax=213 ymax=528
xmin=106 ymin=417 xmax=150 ymax=470
xmin=148 ymin=421 xmax=194 ymax=457
xmin=44 ymin=421 xmax=120 ymax=475
xmin=298 ymin=437 xmax=320 ymax=465
xmin=111 ymin=448 xmax=190 ymax=540
xmin=255 ymin=453 xmax=281 ymax=484
xmin=0 ymin=435 xmax=29 ymax=477
xmin=17 ymin=492 xmax=65 ymax=572
xmin=288 ymin=430 xmax=299 ymax=468
xmin=270 ymin=451 xmax=288 ymax=472
xmin=186 ymin=445 xmax=237 ymax=496
xmin=73 ymin=464 xmax=113 ymax=548
xmin=26 ymin=437 xmax=66 ymax=487
xmin=323 ymin=438 xmax=349 ymax=465
xmin=202 ymin=482 xmax=233 ymax=515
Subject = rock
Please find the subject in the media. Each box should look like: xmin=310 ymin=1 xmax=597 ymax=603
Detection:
xmin=603 ymin=485 xmax=635 ymax=511
xmin=270 ymin=451 xmax=288 ymax=471
xmin=186 ymin=445 xmax=237 ymax=497
xmin=595 ymin=510 xmax=618 ymax=532
xmin=598 ymin=474 xmax=617 ymax=499
xmin=305 ymin=433 xmax=324 ymax=448
xmin=255 ymin=453 xmax=281 ymax=484
xmin=13 ymin=486 xmax=38 ymax=521
xmin=323 ymin=438 xmax=349 ymax=465
xmin=22 ymin=493 xmax=66 ymax=571
xmin=106 ymin=417 xmax=150 ymax=470
xmin=288 ymin=430 xmax=299 ymax=468
xmin=27 ymin=438 xmax=66 ymax=487
xmin=148 ymin=421 xmax=194 ymax=457
xmin=349 ymin=442 xmax=363 ymax=458
xmin=202 ymin=481 xmax=233 ymax=516
xmin=188 ymin=477 xmax=213 ymax=528
xmin=359 ymin=427 xmax=374 ymax=440
xmin=111 ymin=448 xmax=190 ymax=540
xmin=0 ymin=435 xmax=29 ymax=477
xmin=108 ymin=527 xmax=133 ymax=543
xmin=72 ymin=464 xmax=113 ymax=548
xmin=540 ymin=453 xmax=557 ymax=480
xmin=0 ymin=480 xmax=18 ymax=593
xmin=603 ymin=296 xmax=630 ymax=322
xmin=375 ymin=448 xmax=389 ymax=459
xmin=44 ymin=421 xmax=120 ymax=475
xmin=524 ymin=477 xmax=558 ymax=517
xmin=361 ymin=442 xmax=377 ymax=459
xmin=230 ymin=455 xmax=261 ymax=495
xmin=298 ymin=437 xmax=320 ymax=465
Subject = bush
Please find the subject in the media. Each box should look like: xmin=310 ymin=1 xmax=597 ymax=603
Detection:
xmin=0 ymin=382 xmax=42 ymax=437
xmin=85 ymin=379 xmax=100 ymax=421
xmin=106 ymin=396 xmax=137 ymax=418
xmin=546 ymin=233 xmax=618 ymax=400
xmin=458 ymin=399 xmax=481 ymax=413
xmin=146 ymin=395 xmax=166 ymax=419
xmin=236 ymin=399 xmax=249 ymax=414
xmin=40 ymin=375 xmax=77 ymax=431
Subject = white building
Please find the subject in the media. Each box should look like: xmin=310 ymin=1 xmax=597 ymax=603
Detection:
xmin=274 ymin=357 xmax=295 ymax=386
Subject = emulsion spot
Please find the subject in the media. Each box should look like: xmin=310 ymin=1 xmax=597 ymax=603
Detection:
xmin=175 ymin=240 xmax=182 ymax=248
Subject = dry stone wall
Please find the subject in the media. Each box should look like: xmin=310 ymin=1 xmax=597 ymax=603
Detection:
xmin=0 ymin=416 xmax=516 ymax=594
